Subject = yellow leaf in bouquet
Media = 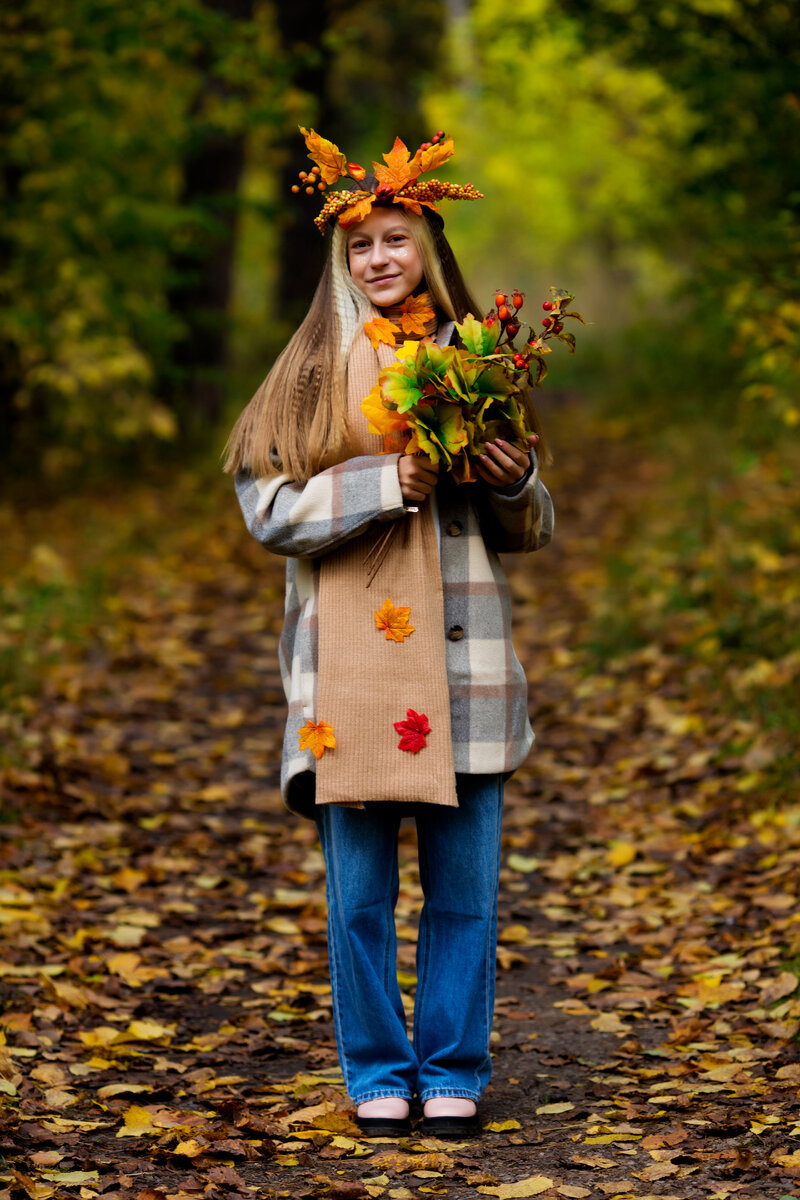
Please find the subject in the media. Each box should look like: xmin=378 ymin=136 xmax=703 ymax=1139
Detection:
xmin=361 ymin=385 xmax=409 ymax=438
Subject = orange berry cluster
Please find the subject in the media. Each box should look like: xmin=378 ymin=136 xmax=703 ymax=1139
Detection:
xmin=291 ymin=164 xmax=327 ymax=196
xmin=313 ymin=189 xmax=372 ymax=234
xmin=404 ymin=181 xmax=484 ymax=203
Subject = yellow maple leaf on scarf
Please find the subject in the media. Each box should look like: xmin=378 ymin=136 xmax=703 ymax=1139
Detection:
xmin=399 ymin=292 xmax=435 ymax=336
xmin=375 ymin=599 xmax=416 ymax=643
xmin=298 ymin=719 xmax=336 ymax=760
xmin=364 ymin=316 xmax=400 ymax=350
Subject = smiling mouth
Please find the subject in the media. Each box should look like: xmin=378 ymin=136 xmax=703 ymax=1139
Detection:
xmin=368 ymin=274 xmax=399 ymax=284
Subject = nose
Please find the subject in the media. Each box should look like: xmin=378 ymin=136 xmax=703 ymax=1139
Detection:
xmin=369 ymin=239 xmax=390 ymax=269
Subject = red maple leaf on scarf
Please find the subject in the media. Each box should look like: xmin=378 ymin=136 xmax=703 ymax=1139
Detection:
xmin=393 ymin=708 xmax=431 ymax=753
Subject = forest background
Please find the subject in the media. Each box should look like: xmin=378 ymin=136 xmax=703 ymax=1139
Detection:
xmin=1 ymin=0 xmax=799 ymax=790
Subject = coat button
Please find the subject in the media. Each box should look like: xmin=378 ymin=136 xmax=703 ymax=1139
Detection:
xmin=447 ymin=520 xmax=463 ymax=536
xmin=448 ymin=625 xmax=464 ymax=641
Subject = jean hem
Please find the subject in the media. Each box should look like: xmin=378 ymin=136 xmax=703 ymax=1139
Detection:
xmin=351 ymin=1088 xmax=415 ymax=1104
xmin=419 ymin=1087 xmax=481 ymax=1102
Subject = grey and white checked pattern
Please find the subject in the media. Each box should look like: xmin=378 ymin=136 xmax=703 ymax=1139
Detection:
xmin=235 ymin=453 xmax=553 ymax=815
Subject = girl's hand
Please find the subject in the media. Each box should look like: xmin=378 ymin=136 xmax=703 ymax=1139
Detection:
xmin=476 ymin=434 xmax=538 ymax=489
xmin=398 ymin=454 xmax=439 ymax=503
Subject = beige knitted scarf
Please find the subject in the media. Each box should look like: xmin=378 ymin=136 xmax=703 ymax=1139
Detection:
xmin=315 ymin=319 xmax=458 ymax=808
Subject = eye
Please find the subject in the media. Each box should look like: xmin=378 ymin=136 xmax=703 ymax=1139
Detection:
xmin=349 ymin=238 xmax=369 ymax=251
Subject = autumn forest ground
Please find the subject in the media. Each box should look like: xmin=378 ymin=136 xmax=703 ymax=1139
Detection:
xmin=2 ymin=398 xmax=800 ymax=1200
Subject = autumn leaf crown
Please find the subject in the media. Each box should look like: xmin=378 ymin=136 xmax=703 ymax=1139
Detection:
xmin=292 ymin=127 xmax=483 ymax=235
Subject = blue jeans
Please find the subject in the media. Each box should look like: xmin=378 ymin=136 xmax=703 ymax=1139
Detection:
xmin=315 ymin=773 xmax=504 ymax=1105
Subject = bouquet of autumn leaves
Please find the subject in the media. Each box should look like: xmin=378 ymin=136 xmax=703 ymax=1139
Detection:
xmin=362 ymin=287 xmax=584 ymax=483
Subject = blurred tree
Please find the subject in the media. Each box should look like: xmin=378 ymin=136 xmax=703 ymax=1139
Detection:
xmin=556 ymin=0 xmax=800 ymax=430
xmin=0 ymin=0 xmax=287 ymax=476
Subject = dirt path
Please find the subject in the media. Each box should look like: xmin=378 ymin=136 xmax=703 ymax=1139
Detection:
xmin=2 ymin=409 xmax=799 ymax=1200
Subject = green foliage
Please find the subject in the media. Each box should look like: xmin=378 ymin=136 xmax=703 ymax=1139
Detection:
xmin=0 ymin=0 xmax=287 ymax=475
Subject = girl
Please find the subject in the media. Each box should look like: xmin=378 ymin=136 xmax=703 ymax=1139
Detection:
xmin=225 ymin=130 xmax=554 ymax=1139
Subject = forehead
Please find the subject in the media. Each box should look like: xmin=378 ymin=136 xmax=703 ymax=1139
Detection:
xmin=346 ymin=207 xmax=411 ymax=241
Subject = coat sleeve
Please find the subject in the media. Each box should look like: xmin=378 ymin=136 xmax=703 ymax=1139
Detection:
xmin=234 ymin=454 xmax=407 ymax=558
xmin=471 ymin=451 xmax=554 ymax=554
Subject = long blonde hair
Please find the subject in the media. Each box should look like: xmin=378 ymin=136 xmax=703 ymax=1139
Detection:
xmin=223 ymin=209 xmax=549 ymax=480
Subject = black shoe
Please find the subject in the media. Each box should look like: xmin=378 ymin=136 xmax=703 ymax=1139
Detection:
xmin=421 ymin=1111 xmax=481 ymax=1139
xmin=355 ymin=1114 xmax=412 ymax=1137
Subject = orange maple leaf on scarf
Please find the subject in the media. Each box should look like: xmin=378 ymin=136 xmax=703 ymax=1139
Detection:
xmin=399 ymin=293 xmax=435 ymax=336
xmin=300 ymin=127 xmax=347 ymax=185
xmin=375 ymin=598 xmax=416 ymax=643
xmin=298 ymin=719 xmax=336 ymax=760
xmin=373 ymin=137 xmax=422 ymax=193
xmin=364 ymin=316 xmax=400 ymax=350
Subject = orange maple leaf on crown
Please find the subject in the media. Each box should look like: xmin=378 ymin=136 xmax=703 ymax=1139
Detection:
xmin=300 ymin=127 xmax=348 ymax=185
xmin=373 ymin=137 xmax=423 ymax=193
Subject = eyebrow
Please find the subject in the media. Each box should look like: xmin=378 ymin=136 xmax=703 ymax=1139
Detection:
xmin=348 ymin=226 xmax=409 ymax=243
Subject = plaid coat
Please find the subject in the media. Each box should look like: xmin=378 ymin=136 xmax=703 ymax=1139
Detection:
xmin=235 ymin=453 xmax=553 ymax=815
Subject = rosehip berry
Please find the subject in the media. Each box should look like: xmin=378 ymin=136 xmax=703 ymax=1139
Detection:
xmin=495 ymin=292 xmax=507 ymax=308
xmin=552 ymin=321 xmax=563 ymax=333
xmin=543 ymin=300 xmax=554 ymax=311
xmin=421 ymin=141 xmax=431 ymax=150
xmin=434 ymin=130 xmax=444 ymax=140
xmin=497 ymin=304 xmax=511 ymax=322
xmin=512 ymin=290 xmax=525 ymax=309
xmin=542 ymin=316 xmax=553 ymax=329
xmin=506 ymin=320 xmax=521 ymax=339
xmin=485 ymin=312 xmax=498 ymax=327
xmin=376 ymin=183 xmax=394 ymax=198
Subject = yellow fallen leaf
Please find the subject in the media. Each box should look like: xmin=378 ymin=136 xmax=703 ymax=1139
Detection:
xmin=498 ymin=924 xmax=531 ymax=944
xmin=172 ymin=1138 xmax=210 ymax=1157
xmin=123 ymin=1019 xmax=175 ymax=1043
xmin=11 ymin=1171 xmax=56 ymax=1200
xmin=557 ymin=1189 xmax=591 ymax=1199
xmin=39 ymin=1172 xmax=100 ymax=1186
xmin=607 ymin=840 xmax=636 ymax=868
xmin=590 ymin=1012 xmax=630 ymax=1034
xmin=97 ymin=1083 xmax=154 ymax=1099
xmin=478 ymin=1178 xmax=555 ymax=1198
xmin=116 ymin=1106 xmax=157 ymax=1138
xmin=506 ymin=854 xmax=540 ymax=874
xmin=535 ymin=1102 xmax=574 ymax=1116
xmin=484 ymin=1119 xmax=522 ymax=1131
xmin=570 ymin=1154 xmax=615 ymax=1168
xmin=773 ymin=1150 xmax=800 ymax=1169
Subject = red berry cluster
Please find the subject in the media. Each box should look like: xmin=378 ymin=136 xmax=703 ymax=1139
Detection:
xmin=418 ymin=129 xmax=446 ymax=152
xmin=493 ymin=290 xmax=525 ymax=341
xmin=541 ymin=299 xmax=563 ymax=334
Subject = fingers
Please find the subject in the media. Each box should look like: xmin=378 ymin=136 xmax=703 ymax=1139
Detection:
xmin=397 ymin=454 xmax=440 ymax=502
xmin=478 ymin=438 xmax=530 ymax=486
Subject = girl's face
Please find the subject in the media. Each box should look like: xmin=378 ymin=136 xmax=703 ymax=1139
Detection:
xmin=346 ymin=207 xmax=424 ymax=308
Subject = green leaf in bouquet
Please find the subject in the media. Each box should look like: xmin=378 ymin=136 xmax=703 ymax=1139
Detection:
xmin=380 ymin=364 xmax=425 ymax=413
xmin=406 ymin=403 xmax=468 ymax=469
xmin=561 ymin=310 xmax=587 ymax=324
xmin=549 ymin=286 xmax=575 ymax=308
xmin=553 ymin=329 xmax=576 ymax=353
xmin=455 ymin=313 xmax=501 ymax=356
